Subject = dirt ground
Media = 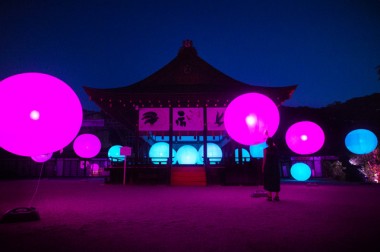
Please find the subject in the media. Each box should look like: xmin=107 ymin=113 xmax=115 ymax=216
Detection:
xmin=1 ymin=178 xmax=380 ymax=252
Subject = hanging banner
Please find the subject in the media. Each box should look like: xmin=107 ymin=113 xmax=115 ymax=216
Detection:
xmin=173 ymin=108 xmax=204 ymax=131
xmin=207 ymin=107 xmax=225 ymax=131
xmin=139 ymin=108 xmax=169 ymax=131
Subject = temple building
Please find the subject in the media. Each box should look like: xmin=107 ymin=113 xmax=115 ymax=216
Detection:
xmin=84 ymin=40 xmax=297 ymax=185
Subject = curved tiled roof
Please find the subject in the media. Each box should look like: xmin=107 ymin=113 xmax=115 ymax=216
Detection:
xmin=84 ymin=40 xmax=296 ymax=104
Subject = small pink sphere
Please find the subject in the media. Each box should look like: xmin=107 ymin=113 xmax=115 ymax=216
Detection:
xmin=286 ymin=121 xmax=325 ymax=155
xmin=73 ymin=134 xmax=101 ymax=158
xmin=31 ymin=153 xmax=53 ymax=163
xmin=224 ymin=93 xmax=280 ymax=145
xmin=0 ymin=73 xmax=83 ymax=156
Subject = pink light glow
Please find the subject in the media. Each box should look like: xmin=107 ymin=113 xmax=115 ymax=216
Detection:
xmin=286 ymin=121 xmax=325 ymax=155
xmin=0 ymin=73 xmax=83 ymax=156
xmin=73 ymin=134 xmax=101 ymax=159
xmin=31 ymin=153 xmax=53 ymax=163
xmin=224 ymin=93 xmax=280 ymax=145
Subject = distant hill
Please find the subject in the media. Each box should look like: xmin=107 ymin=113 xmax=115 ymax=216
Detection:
xmin=278 ymin=93 xmax=380 ymax=157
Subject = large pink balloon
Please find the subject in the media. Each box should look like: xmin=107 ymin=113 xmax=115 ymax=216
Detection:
xmin=286 ymin=121 xmax=325 ymax=155
xmin=73 ymin=134 xmax=101 ymax=158
xmin=224 ymin=93 xmax=280 ymax=145
xmin=0 ymin=73 xmax=83 ymax=156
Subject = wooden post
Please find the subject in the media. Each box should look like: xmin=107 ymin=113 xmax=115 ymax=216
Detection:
xmin=120 ymin=146 xmax=132 ymax=185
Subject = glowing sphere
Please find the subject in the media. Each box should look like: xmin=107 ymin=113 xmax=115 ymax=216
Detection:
xmin=290 ymin=163 xmax=312 ymax=181
xmin=31 ymin=153 xmax=53 ymax=163
xmin=0 ymin=72 xmax=83 ymax=156
xmin=234 ymin=148 xmax=251 ymax=163
xmin=176 ymin=145 xmax=198 ymax=165
xmin=73 ymin=134 xmax=101 ymax=159
xmin=249 ymin=142 xmax=268 ymax=158
xmin=108 ymin=145 xmax=124 ymax=162
xmin=345 ymin=129 xmax=378 ymax=154
xmin=286 ymin=121 xmax=325 ymax=155
xmin=149 ymin=142 xmax=176 ymax=164
xmin=198 ymin=143 xmax=223 ymax=164
xmin=91 ymin=163 xmax=100 ymax=175
xmin=224 ymin=93 xmax=280 ymax=145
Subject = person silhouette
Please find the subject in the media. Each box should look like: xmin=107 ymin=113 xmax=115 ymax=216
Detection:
xmin=262 ymin=137 xmax=281 ymax=201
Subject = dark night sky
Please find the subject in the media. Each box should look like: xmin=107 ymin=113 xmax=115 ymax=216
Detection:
xmin=1 ymin=0 xmax=379 ymax=111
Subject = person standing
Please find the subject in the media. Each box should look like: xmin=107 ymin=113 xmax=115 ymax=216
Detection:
xmin=262 ymin=137 xmax=281 ymax=201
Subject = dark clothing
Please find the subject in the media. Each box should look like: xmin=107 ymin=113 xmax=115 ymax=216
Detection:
xmin=263 ymin=146 xmax=280 ymax=192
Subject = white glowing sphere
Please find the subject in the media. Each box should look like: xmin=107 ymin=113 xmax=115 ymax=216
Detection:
xmin=198 ymin=143 xmax=223 ymax=164
xmin=149 ymin=142 xmax=176 ymax=164
xmin=176 ymin=145 xmax=198 ymax=165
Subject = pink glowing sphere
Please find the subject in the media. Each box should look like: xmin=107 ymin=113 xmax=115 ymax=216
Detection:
xmin=73 ymin=134 xmax=101 ymax=158
xmin=0 ymin=73 xmax=83 ymax=156
xmin=224 ymin=93 xmax=280 ymax=145
xmin=31 ymin=153 xmax=53 ymax=163
xmin=286 ymin=121 xmax=325 ymax=155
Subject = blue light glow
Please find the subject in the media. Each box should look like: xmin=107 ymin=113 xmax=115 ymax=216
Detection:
xmin=198 ymin=143 xmax=223 ymax=164
xmin=290 ymin=163 xmax=312 ymax=181
xmin=177 ymin=145 xmax=198 ymax=165
xmin=108 ymin=145 xmax=124 ymax=162
xmin=345 ymin=129 xmax=378 ymax=155
xmin=249 ymin=142 xmax=267 ymax=158
xmin=234 ymin=148 xmax=251 ymax=163
xmin=149 ymin=142 xmax=176 ymax=164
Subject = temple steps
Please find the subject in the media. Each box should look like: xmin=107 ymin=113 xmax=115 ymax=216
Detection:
xmin=170 ymin=166 xmax=206 ymax=186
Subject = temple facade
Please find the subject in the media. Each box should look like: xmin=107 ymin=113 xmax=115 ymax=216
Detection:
xmin=84 ymin=40 xmax=297 ymax=184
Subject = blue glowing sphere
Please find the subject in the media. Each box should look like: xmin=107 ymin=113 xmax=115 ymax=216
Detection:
xmin=249 ymin=142 xmax=268 ymax=158
xmin=108 ymin=145 xmax=124 ymax=162
xmin=345 ymin=129 xmax=378 ymax=155
xmin=198 ymin=143 xmax=223 ymax=164
xmin=177 ymin=145 xmax=198 ymax=164
xmin=290 ymin=163 xmax=312 ymax=181
xmin=149 ymin=142 xmax=176 ymax=164
xmin=234 ymin=148 xmax=251 ymax=163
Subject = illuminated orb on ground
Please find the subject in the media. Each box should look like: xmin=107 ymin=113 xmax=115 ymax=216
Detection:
xmin=198 ymin=143 xmax=223 ymax=164
xmin=149 ymin=142 xmax=176 ymax=164
xmin=31 ymin=153 xmax=53 ymax=163
xmin=286 ymin=121 xmax=325 ymax=155
xmin=73 ymin=134 xmax=101 ymax=159
xmin=345 ymin=129 xmax=378 ymax=155
xmin=176 ymin=145 xmax=198 ymax=165
xmin=290 ymin=163 xmax=312 ymax=181
xmin=108 ymin=145 xmax=124 ymax=162
xmin=249 ymin=142 xmax=268 ymax=158
xmin=224 ymin=93 xmax=280 ymax=145
xmin=234 ymin=148 xmax=251 ymax=163
xmin=0 ymin=72 xmax=83 ymax=156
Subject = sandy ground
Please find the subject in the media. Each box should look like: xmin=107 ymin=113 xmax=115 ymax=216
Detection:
xmin=1 ymin=178 xmax=380 ymax=252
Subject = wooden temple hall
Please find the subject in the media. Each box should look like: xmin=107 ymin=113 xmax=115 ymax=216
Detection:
xmin=84 ymin=40 xmax=297 ymax=185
